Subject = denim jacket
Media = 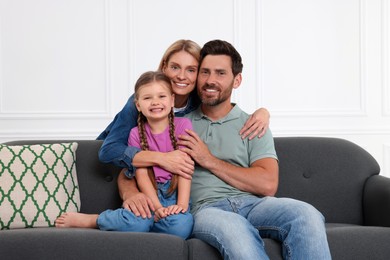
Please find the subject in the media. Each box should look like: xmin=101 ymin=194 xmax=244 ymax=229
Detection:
xmin=97 ymin=91 xmax=200 ymax=174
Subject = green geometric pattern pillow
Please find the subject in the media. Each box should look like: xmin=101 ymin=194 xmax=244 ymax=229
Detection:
xmin=0 ymin=142 xmax=80 ymax=230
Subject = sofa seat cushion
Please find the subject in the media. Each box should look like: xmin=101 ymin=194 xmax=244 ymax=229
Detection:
xmin=0 ymin=228 xmax=189 ymax=260
xmin=0 ymin=143 xmax=80 ymax=230
xmin=326 ymin=223 xmax=390 ymax=259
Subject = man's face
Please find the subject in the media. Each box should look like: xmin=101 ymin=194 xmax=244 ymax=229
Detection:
xmin=197 ymin=55 xmax=239 ymax=106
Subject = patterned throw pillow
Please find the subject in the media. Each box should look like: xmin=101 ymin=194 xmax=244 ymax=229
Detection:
xmin=0 ymin=142 xmax=80 ymax=230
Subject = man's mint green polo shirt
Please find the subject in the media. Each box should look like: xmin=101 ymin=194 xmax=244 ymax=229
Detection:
xmin=185 ymin=104 xmax=278 ymax=214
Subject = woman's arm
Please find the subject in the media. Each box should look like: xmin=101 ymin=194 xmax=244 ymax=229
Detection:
xmin=132 ymin=150 xmax=194 ymax=179
xmin=98 ymin=95 xmax=140 ymax=170
xmin=239 ymin=107 xmax=270 ymax=140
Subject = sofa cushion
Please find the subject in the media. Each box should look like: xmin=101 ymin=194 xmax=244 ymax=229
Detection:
xmin=0 ymin=142 xmax=80 ymax=230
xmin=0 ymin=228 xmax=189 ymax=260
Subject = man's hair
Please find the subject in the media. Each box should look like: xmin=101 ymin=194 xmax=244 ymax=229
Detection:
xmin=199 ymin=40 xmax=243 ymax=76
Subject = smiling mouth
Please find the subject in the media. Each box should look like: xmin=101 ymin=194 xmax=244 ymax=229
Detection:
xmin=150 ymin=108 xmax=164 ymax=113
xmin=174 ymin=82 xmax=188 ymax=88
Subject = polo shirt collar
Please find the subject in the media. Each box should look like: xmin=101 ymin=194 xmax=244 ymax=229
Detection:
xmin=192 ymin=103 xmax=241 ymax=123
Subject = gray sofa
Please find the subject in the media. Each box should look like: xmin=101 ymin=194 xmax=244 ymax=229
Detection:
xmin=1 ymin=137 xmax=390 ymax=260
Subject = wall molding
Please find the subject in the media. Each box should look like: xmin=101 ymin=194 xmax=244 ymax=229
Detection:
xmin=273 ymin=126 xmax=390 ymax=136
xmin=383 ymin=0 xmax=390 ymax=116
xmin=257 ymin=0 xmax=367 ymax=117
xmin=127 ymin=0 xmax=136 ymax=95
xmin=383 ymin=143 xmax=390 ymax=177
xmin=0 ymin=130 xmax=99 ymax=143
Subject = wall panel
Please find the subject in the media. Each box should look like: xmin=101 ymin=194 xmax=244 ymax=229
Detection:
xmin=0 ymin=0 xmax=389 ymax=177
xmin=0 ymin=0 xmax=109 ymax=117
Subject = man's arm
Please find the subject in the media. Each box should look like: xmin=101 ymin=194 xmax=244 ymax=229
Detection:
xmin=118 ymin=169 xmax=155 ymax=218
xmin=178 ymin=129 xmax=279 ymax=196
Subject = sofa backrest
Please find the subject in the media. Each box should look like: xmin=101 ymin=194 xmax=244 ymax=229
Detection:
xmin=274 ymin=137 xmax=380 ymax=225
xmin=4 ymin=137 xmax=381 ymax=225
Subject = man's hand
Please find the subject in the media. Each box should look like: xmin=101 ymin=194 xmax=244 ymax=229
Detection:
xmin=122 ymin=190 xmax=155 ymax=219
xmin=118 ymin=170 xmax=155 ymax=219
xmin=178 ymin=129 xmax=214 ymax=168
xmin=160 ymin=150 xmax=195 ymax=179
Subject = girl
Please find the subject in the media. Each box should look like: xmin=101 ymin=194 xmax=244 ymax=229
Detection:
xmin=56 ymin=71 xmax=193 ymax=239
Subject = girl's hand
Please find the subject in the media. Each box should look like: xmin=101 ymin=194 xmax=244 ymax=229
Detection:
xmin=154 ymin=207 xmax=168 ymax=222
xmin=240 ymin=108 xmax=270 ymax=140
xmin=166 ymin=204 xmax=188 ymax=215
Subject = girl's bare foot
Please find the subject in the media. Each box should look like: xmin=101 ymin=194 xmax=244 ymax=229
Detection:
xmin=55 ymin=212 xmax=99 ymax=228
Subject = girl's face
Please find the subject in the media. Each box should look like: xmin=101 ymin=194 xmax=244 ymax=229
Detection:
xmin=135 ymin=81 xmax=174 ymax=122
xmin=163 ymin=50 xmax=198 ymax=98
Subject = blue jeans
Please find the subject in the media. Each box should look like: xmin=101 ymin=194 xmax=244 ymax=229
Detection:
xmin=192 ymin=195 xmax=331 ymax=260
xmin=97 ymin=181 xmax=193 ymax=239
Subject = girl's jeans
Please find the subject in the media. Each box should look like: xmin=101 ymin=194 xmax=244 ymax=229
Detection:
xmin=192 ymin=195 xmax=331 ymax=260
xmin=97 ymin=181 xmax=193 ymax=239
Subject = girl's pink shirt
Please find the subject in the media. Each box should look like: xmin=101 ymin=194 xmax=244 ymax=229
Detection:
xmin=128 ymin=117 xmax=193 ymax=182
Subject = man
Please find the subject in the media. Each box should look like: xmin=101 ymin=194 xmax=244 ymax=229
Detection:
xmin=176 ymin=40 xmax=331 ymax=259
xmin=118 ymin=40 xmax=331 ymax=259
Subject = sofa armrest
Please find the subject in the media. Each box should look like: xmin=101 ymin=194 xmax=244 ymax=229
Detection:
xmin=363 ymin=175 xmax=390 ymax=227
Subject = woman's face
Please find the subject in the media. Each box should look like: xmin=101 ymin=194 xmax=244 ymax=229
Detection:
xmin=163 ymin=50 xmax=198 ymax=98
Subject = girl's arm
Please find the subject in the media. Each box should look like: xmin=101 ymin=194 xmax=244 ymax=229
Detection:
xmin=165 ymin=176 xmax=191 ymax=216
xmin=135 ymin=168 xmax=163 ymax=211
xmin=239 ymin=107 xmax=270 ymax=140
xmin=177 ymin=176 xmax=191 ymax=212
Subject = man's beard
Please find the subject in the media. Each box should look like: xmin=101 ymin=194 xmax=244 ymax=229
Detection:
xmin=198 ymin=84 xmax=233 ymax=106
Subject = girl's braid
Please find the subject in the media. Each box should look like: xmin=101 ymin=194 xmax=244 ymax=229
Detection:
xmin=137 ymin=113 xmax=149 ymax=151
xmin=137 ymin=112 xmax=157 ymax=191
xmin=167 ymin=109 xmax=178 ymax=194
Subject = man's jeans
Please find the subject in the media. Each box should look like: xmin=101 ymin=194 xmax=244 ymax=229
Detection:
xmin=97 ymin=181 xmax=193 ymax=239
xmin=192 ymin=195 xmax=331 ymax=260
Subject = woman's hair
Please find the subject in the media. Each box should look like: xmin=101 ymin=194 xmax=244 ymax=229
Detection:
xmin=199 ymin=39 xmax=243 ymax=76
xmin=134 ymin=71 xmax=178 ymax=194
xmin=158 ymin=39 xmax=201 ymax=71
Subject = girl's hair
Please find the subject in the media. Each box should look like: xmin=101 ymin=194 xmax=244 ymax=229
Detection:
xmin=158 ymin=39 xmax=201 ymax=71
xmin=134 ymin=71 xmax=178 ymax=194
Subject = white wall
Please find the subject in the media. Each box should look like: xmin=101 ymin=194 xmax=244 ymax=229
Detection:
xmin=1 ymin=0 xmax=389 ymax=177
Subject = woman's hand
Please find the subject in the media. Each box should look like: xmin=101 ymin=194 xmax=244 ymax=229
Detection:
xmin=159 ymin=150 xmax=195 ymax=179
xmin=240 ymin=107 xmax=270 ymax=140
